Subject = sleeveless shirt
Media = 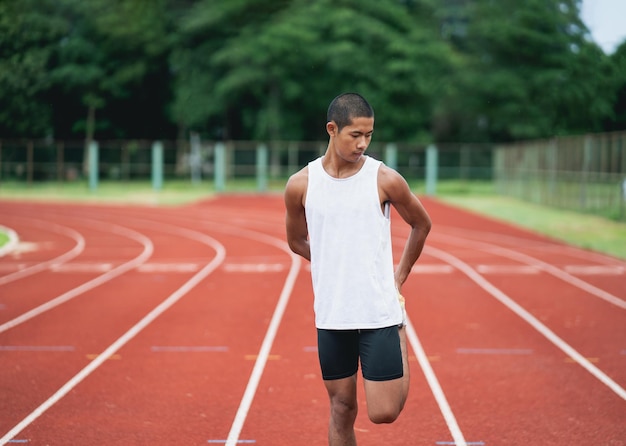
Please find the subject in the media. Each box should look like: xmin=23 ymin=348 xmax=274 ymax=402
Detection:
xmin=305 ymin=155 xmax=402 ymax=329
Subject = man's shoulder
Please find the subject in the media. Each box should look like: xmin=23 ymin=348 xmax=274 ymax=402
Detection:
xmin=285 ymin=165 xmax=309 ymax=196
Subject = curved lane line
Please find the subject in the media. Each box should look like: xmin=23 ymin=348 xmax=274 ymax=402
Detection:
xmin=0 ymin=220 xmax=152 ymax=334
xmin=405 ymin=317 xmax=468 ymax=446
xmin=0 ymin=224 xmax=226 ymax=445
xmin=434 ymin=233 xmax=626 ymax=310
xmin=0 ymin=220 xmax=85 ymax=286
xmin=425 ymin=244 xmax=626 ymax=401
xmin=436 ymin=225 xmax=626 ymax=266
xmin=187 ymin=221 xmax=300 ymax=446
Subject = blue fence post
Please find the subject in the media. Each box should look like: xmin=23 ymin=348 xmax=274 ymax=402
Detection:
xmin=257 ymin=144 xmax=268 ymax=192
xmin=385 ymin=143 xmax=397 ymax=170
xmin=214 ymin=142 xmax=226 ymax=192
xmin=88 ymin=140 xmax=99 ymax=191
xmin=190 ymin=132 xmax=201 ymax=185
xmin=152 ymin=141 xmax=163 ymax=191
xmin=425 ymin=144 xmax=438 ymax=196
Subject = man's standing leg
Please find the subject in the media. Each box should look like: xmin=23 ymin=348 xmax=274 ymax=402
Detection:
xmin=325 ymin=375 xmax=358 ymax=446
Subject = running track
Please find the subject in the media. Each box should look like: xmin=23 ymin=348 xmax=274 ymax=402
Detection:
xmin=0 ymin=195 xmax=624 ymax=445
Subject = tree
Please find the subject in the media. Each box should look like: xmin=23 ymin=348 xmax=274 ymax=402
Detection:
xmin=0 ymin=0 xmax=67 ymax=137
xmin=172 ymin=0 xmax=455 ymax=142
xmin=434 ymin=0 xmax=615 ymax=142
xmin=606 ymin=41 xmax=626 ymax=131
xmin=48 ymin=0 xmax=174 ymax=140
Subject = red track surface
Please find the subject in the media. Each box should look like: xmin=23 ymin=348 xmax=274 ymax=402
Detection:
xmin=0 ymin=195 xmax=624 ymax=445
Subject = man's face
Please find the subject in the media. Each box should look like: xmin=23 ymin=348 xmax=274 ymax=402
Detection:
xmin=330 ymin=116 xmax=374 ymax=163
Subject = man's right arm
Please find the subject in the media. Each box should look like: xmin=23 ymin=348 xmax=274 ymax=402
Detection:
xmin=284 ymin=170 xmax=311 ymax=261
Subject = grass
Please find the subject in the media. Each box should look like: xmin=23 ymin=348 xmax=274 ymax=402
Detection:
xmin=0 ymin=179 xmax=625 ymax=260
xmin=434 ymin=181 xmax=626 ymax=260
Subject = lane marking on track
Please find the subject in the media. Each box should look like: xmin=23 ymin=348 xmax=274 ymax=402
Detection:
xmin=218 ymin=225 xmax=301 ymax=446
xmin=434 ymin=234 xmax=626 ymax=309
xmin=425 ymin=245 xmax=626 ymax=401
xmin=436 ymin=442 xmax=485 ymax=445
xmin=410 ymin=264 xmax=455 ymax=274
xmin=0 ymin=225 xmax=226 ymax=446
xmin=50 ymin=263 xmax=114 ymax=273
xmin=476 ymin=265 xmax=540 ymax=274
xmin=565 ymin=357 xmax=599 ymax=363
xmin=0 ymin=346 xmax=74 ymax=352
xmin=0 ymin=221 xmax=153 ymax=335
xmin=207 ymin=441 xmax=256 ymax=444
xmin=222 ymin=263 xmax=285 ymax=272
xmin=564 ymin=265 xmax=625 ymax=275
xmin=244 ymin=354 xmax=280 ymax=360
xmin=406 ymin=318 xmax=468 ymax=446
xmin=137 ymin=263 xmax=201 ymax=273
xmin=151 ymin=346 xmax=229 ymax=352
xmin=456 ymin=348 xmax=534 ymax=355
xmin=86 ymin=354 xmax=121 ymax=360
xmin=0 ymin=219 xmax=85 ymax=286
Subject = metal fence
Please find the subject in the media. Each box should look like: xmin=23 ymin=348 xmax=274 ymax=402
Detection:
xmin=0 ymin=139 xmax=494 ymax=184
xmin=494 ymin=131 xmax=626 ymax=219
xmin=1 ymin=132 xmax=624 ymax=219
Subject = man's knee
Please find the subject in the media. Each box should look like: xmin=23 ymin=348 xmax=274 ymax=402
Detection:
xmin=330 ymin=394 xmax=358 ymax=421
xmin=367 ymin=402 xmax=403 ymax=424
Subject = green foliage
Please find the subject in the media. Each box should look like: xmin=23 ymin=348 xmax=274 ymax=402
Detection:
xmin=0 ymin=0 xmax=623 ymax=142
xmin=172 ymin=0 xmax=454 ymax=141
xmin=0 ymin=0 xmax=67 ymax=137
xmin=436 ymin=0 xmax=616 ymax=142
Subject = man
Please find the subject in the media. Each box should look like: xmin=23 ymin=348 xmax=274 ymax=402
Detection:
xmin=284 ymin=93 xmax=431 ymax=445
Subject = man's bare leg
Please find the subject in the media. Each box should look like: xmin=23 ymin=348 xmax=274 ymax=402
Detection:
xmin=325 ymin=374 xmax=358 ymax=445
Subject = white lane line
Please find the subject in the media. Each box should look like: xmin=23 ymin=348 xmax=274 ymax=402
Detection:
xmin=564 ymin=265 xmax=625 ymax=275
xmin=406 ymin=317 xmax=468 ymax=446
xmin=222 ymin=263 xmax=285 ymax=272
xmin=150 ymin=346 xmax=228 ymax=352
xmin=439 ymin=233 xmax=626 ymax=310
xmin=456 ymin=348 xmax=534 ymax=355
xmin=0 ymin=345 xmax=75 ymax=352
xmin=426 ymin=245 xmax=626 ymax=401
xmin=219 ymin=224 xmax=301 ymax=446
xmin=476 ymin=265 xmax=540 ymax=274
xmin=411 ymin=264 xmax=455 ymax=274
xmin=0 ymin=230 xmax=225 ymax=446
xmin=0 ymin=220 xmax=85 ymax=286
xmin=0 ymin=222 xmax=152 ymax=335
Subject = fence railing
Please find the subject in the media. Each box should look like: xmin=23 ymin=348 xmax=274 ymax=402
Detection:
xmin=494 ymin=131 xmax=626 ymax=219
xmin=1 ymin=132 xmax=624 ymax=219
xmin=0 ymin=139 xmax=494 ymax=184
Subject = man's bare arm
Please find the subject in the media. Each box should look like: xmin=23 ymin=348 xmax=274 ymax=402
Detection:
xmin=284 ymin=171 xmax=311 ymax=261
xmin=379 ymin=166 xmax=432 ymax=290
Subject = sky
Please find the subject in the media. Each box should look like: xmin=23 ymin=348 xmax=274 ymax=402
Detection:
xmin=580 ymin=0 xmax=626 ymax=54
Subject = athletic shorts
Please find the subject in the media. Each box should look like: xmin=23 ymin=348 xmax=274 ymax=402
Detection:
xmin=317 ymin=326 xmax=403 ymax=382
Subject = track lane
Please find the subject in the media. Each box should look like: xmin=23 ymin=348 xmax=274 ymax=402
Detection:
xmin=0 ymin=209 xmax=224 ymax=443
xmin=1 ymin=196 xmax=624 ymax=445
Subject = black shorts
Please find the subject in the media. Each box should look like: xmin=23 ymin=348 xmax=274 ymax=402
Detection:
xmin=317 ymin=326 xmax=403 ymax=382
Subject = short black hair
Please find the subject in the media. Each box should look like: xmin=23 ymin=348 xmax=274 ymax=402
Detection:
xmin=327 ymin=93 xmax=374 ymax=132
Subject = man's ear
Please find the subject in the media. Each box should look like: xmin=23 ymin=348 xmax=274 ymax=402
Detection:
xmin=326 ymin=121 xmax=337 ymax=137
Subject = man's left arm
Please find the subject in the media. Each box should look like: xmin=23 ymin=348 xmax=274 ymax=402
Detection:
xmin=380 ymin=167 xmax=432 ymax=290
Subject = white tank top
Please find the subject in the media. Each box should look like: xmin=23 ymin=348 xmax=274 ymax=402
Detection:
xmin=305 ymin=155 xmax=402 ymax=329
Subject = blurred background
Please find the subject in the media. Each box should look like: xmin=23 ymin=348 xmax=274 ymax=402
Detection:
xmin=0 ymin=0 xmax=625 ymax=222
